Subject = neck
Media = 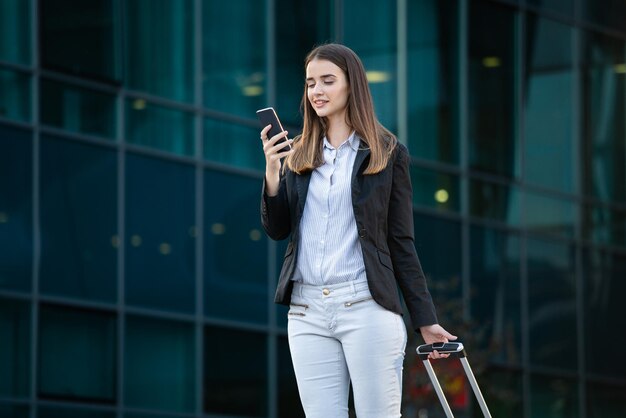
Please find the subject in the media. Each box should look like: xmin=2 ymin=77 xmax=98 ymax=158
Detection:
xmin=325 ymin=112 xmax=351 ymax=148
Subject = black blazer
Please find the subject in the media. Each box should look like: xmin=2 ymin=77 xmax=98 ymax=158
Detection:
xmin=261 ymin=139 xmax=438 ymax=332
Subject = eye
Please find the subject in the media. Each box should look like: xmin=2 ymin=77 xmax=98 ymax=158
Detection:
xmin=323 ymin=81 xmax=334 ymax=85
xmin=307 ymin=83 xmax=315 ymax=89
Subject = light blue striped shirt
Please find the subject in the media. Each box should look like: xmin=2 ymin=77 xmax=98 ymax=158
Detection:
xmin=292 ymin=132 xmax=367 ymax=285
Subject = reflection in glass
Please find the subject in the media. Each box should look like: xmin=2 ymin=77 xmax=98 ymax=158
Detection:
xmin=344 ymin=0 xmax=397 ymax=131
xmin=204 ymin=170 xmax=267 ymax=323
xmin=0 ymin=125 xmax=32 ymax=292
xmin=469 ymin=179 xmax=520 ymax=225
xmin=40 ymin=136 xmax=117 ymax=303
xmin=0 ymin=0 xmax=31 ymax=64
xmin=582 ymin=32 xmax=625 ymax=203
xmin=469 ymin=1 xmax=517 ymax=178
xmin=41 ymin=79 xmax=116 ymax=139
xmin=524 ymin=17 xmax=574 ymax=192
xmin=204 ymin=118 xmax=265 ymax=171
xmin=125 ymin=316 xmax=195 ymax=412
xmin=0 ymin=298 xmax=30 ymax=397
xmin=278 ymin=336 xmax=304 ymax=418
xmin=0 ymin=69 xmax=31 ymax=122
xmin=204 ymin=327 xmax=267 ymax=416
xmin=530 ymin=374 xmax=579 ymax=418
xmin=407 ymin=0 xmax=458 ymax=163
xmin=470 ymin=227 xmax=521 ymax=365
xmin=586 ymin=380 xmax=626 ymax=417
xmin=583 ymin=204 xmax=626 ymax=248
xmin=125 ymin=0 xmax=193 ymax=102
xmin=527 ymin=238 xmax=576 ymax=370
xmin=275 ymin=0 xmax=332 ymax=126
xmin=38 ymin=305 xmax=116 ymax=402
xmin=40 ymin=0 xmax=119 ymax=81
xmin=126 ymin=100 xmax=194 ymax=156
xmin=203 ymin=0 xmax=266 ymax=116
xmin=125 ymin=154 xmax=195 ymax=313
xmin=410 ymin=165 xmax=459 ymax=213
xmin=583 ymin=250 xmax=626 ymax=378
xmin=524 ymin=191 xmax=577 ymax=238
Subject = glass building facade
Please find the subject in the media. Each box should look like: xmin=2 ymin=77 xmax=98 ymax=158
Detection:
xmin=0 ymin=0 xmax=625 ymax=417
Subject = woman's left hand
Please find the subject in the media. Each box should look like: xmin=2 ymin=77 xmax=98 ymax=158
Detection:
xmin=419 ymin=324 xmax=458 ymax=360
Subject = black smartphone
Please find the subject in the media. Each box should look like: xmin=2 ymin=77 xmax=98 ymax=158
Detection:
xmin=256 ymin=107 xmax=291 ymax=148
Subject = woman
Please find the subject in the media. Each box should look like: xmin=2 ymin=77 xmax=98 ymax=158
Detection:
xmin=260 ymin=43 xmax=456 ymax=418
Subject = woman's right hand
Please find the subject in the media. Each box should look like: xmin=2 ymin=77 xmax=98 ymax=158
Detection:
xmin=261 ymin=124 xmax=293 ymax=196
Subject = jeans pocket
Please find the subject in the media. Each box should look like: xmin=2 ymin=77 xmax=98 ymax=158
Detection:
xmin=344 ymin=297 xmax=373 ymax=307
xmin=288 ymin=302 xmax=308 ymax=317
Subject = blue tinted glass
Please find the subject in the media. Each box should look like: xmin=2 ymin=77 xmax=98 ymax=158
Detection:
xmin=469 ymin=1 xmax=517 ymax=177
xmin=39 ymin=407 xmax=114 ymax=418
xmin=126 ymin=100 xmax=194 ymax=156
xmin=525 ymin=191 xmax=577 ymax=238
xmin=125 ymin=316 xmax=195 ymax=412
xmin=0 ymin=125 xmax=32 ymax=292
xmin=203 ymin=0 xmax=266 ymax=116
xmin=587 ymin=381 xmax=626 ymax=417
xmin=125 ymin=154 xmax=195 ymax=313
xmin=0 ymin=404 xmax=29 ymax=418
xmin=470 ymin=227 xmax=521 ymax=365
xmin=474 ymin=370 xmax=523 ymax=418
xmin=0 ymin=298 xmax=30 ymax=397
xmin=470 ymin=179 xmax=521 ymax=225
xmin=204 ymin=170 xmax=267 ymax=323
xmin=0 ymin=0 xmax=31 ymax=64
xmin=38 ymin=305 xmax=116 ymax=402
xmin=344 ymin=0 xmax=397 ymax=131
xmin=125 ymin=0 xmax=193 ymax=102
xmin=40 ymin=0 xmax=119 ymax=81
xmin=204 ymin=118 xmax=265 ymax=171
xmin=278 ymin=336 xmax=303 ymax=418
xmin=583 ymin=251 xmax=626 ymax=378
xmin=527 ymin=0 xmax=574 ymax=16
xmin=582 ymin=1 xmax=626 ymax=35
xmin=530 ymin=375 xmax=579 ymax=417
xmin=0 ymin=69 xmax=31 ymax=123
xmin=584 ymin=204 xmax=626 ymax=248
xmin=410 ymin=165 xmax=460 ymax=213
xmin=41 ymin=79 xmax=116 ymax=139
xmin=407 ymin=0 xmax=459 ymax=163
xmin=527 ymin=238 xmax=577 ymax=370
xmin=40 ymin=136 xmax=117 ymax=303
xmin=524 ymin=17 xmax=574 ymax=192
xmin=204 ymin=327 xmax=267 ymax=416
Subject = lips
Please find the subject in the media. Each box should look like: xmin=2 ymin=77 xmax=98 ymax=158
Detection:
xmin=313 ymin=100 xmax=328 ymax=108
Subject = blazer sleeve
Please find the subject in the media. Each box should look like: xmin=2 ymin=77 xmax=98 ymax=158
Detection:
xmin=386 ymin=144 xmax=439 ymax=331
xmin=261 ymin=171 xmax=291 ymax=241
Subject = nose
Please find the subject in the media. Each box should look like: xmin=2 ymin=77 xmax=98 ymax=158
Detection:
xmin=312 ymin=83 xmax=323 ymax=96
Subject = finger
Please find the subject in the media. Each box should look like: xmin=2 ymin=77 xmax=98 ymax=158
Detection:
xmin=260 ymin=124 xmax=272 ymax=139
xmin=267 ymin=130 xmax=289 ymax=145
xmin=266 ymin=138 xmax=293 ymax=154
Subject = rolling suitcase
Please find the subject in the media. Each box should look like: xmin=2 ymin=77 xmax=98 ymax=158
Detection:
xmin=416 ymin=342 xmax=492 ymax=418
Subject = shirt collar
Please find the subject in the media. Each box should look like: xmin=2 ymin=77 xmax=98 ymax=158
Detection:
xmin=323 ymin=131 xmax=359 ymax=151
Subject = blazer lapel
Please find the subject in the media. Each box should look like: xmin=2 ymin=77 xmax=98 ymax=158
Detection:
xmin=295 ymin=171 xmax=312 ymax=217
xmin=351 ymin=142 xmax=371 ymax=195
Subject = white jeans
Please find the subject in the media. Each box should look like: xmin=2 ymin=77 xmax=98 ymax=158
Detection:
xmin=287 ymin=278 xmax=408 ymax=418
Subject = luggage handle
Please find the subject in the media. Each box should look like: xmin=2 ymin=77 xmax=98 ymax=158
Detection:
xmin=416 ymin=342 xmax=466 ymax=359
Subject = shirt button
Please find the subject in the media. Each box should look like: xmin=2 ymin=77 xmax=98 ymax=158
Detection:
xmin=322 ymin=289 xmax=330 ymax=296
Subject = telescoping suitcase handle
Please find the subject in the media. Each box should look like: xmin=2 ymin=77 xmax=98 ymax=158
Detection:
xmin=416 ymin=342 xmax=492 ymax=418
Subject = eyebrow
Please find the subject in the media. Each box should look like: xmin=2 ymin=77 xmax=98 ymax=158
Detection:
xmin=305 ymin=74 xmax=337 ymax=82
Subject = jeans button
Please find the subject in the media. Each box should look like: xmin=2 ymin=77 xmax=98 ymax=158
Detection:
xmin=322 ymin=288 xmax=330 ymax=296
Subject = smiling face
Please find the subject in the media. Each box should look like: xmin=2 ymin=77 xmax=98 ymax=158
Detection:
xmin=305 ymin=58 xmax=350 ymax=121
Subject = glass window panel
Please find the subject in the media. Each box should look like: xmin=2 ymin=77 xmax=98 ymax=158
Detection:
xmin=275 ymin=0 xmax=332 ymax=127
xmin=0 ymin=0 xmax=31 ymax=64
xmin=41 ymin=79 xmax=116 ymax=139
xmin=524 ymin=17 xmax=575 ymax=192
xmin=204 ymin=326 xmax=267 ymax=416
xmin=38 ymin=304 xmax=116 ymax=402
xmin=125 ymin=154 xmax=195 ymax=313
xmin=469 ymin=1 xmax=517 ymax=178
xmin=470 ymin=227 xmax=521 ymax=365
xmin=125 ymin=316 xmax=195 ymax=412
xmin=407 ymin=0 xmax=459 ymax=163
xmin=0 ymin=69 xmax=31 ymax=123
xmin=470 ymin=179 xmax=521 ymax=225
xmin=204 ymin=118 xmax=265 ymax=171
xmin=582 ymin=32 xmax=626 ymax=204
xmin=524 ymin=191 xmax=577 ymax=238
xmin=126 ymin=100 xmax=194 ymax=156
xmin=410 ymin=165 xmax=460 ymax=213
xmin=582 ymin=1 xmax=626 ymax=35
xmin=204 ymin=170 xmax=267 ymax=323
xmin=583 ymin=204 xmax=626 ymax=248
xmin=0 ymin=404 xmax=29 ymax=418
xmin=344 ymin=0 xmax=397 ymax=132
xmin=40 ymin=0 xmax=119 ymax=81
xmin=586 ymin=380 xmax=626 ymax=417
xmin=203 ymin=0 xmax=265 ymax=117
xmin=527 ymin=238 xmax=577 ymax=370
xmin=530 ymin=374 xmax=579 ymax=418
xmin=39 ymin=406 xmax=115 ymax=418
xmin=583 ymin=250 xmax=626 ymax=378
xmin=472 ymin=369 xmax=523 ymax=418
xmin=278 ymin=336 xmax=303 ymax=418
xmin=125 ymin=0 xmax=193 ymax=102
xmin=39 ymin=136 xmax=117 ymax=303
xmin=0 ymin=125 xmax=32 ymax=292
xmin=413 ymin=214 xmax=462 ymax=323
xmin=124 ymin=415 xmax=184 ymax=418
xmin=0 ymin=298 xmax=30 ymax=397
xmin=527 ymin=0 xmax=574 ymax=16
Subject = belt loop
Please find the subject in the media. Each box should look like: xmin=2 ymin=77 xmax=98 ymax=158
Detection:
xmin=350 ymin=280 xmax=357 ymax=296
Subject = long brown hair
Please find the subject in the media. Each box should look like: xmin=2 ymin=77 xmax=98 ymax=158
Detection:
xmin=285 ymin=43 xmax=397 ymax=175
